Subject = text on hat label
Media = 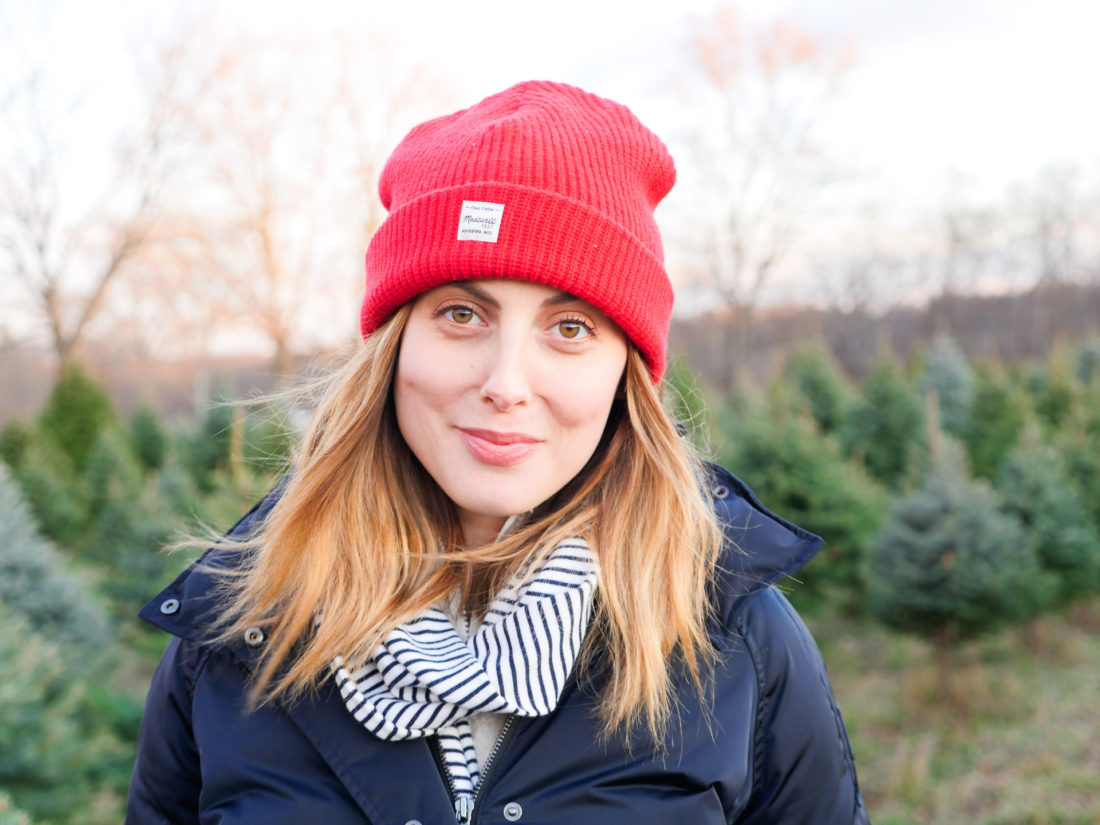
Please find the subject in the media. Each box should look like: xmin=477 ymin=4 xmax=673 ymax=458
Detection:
xmin=457 ymin=200 xmax=505 ymax=242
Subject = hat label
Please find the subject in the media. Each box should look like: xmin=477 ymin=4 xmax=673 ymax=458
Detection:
xmin=457 ymin=200 xmax=504 ymax=242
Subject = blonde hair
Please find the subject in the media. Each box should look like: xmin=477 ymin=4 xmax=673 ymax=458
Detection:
xmin=210 ymin=305 xmax=723 ymax=742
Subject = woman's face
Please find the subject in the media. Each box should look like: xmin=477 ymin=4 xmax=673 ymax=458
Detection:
xmin=395 ymin=279 xmax=628 ymax=547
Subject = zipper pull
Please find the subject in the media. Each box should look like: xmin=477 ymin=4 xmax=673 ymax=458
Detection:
xmin=455 ymin=793 xmax=474 ymax=823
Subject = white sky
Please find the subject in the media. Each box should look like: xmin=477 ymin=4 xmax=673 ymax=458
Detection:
xmin=19 ymin=0 xmax=1100 ymax=192
xmin=267 ymin=0 xmax=1099 ymax=198
xmin=14 ymin=0 xmax=1100 ymax=210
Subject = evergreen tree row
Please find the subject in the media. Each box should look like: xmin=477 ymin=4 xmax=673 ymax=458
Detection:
xmin=0 ymin=365 xmax=295 ymax=825
xmin=707 ymin=336 xmax=1100 ymax=647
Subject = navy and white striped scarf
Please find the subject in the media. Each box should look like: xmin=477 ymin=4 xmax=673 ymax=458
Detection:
xmin=331 ymin=538 xmax=597 ymax=809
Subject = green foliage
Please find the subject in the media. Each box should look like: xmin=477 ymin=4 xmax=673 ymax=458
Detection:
xmin=0 ymin=792 xmax=34 ymax=825
xmin=866 ymin=439 xmax=1053 ymax=643
xmin=718 ymin=391 xmax=889 ymax=611
xmin=0 ymin=602 xmax=128 ymax=825
xmin=0 ymin=420 xmax=32 ymax=470
xmin=129 ymin=403 xmax=167 ymax=473
xmin=1076 ymin=337 xmax=1100 ymax=385
xmin=0 ymin=369 xmax=305 ymax=823
xmin=7 ymin=433 xmax=90 ymax=546
xmin=81 ymin=429 xmax=179 ymax=615
xmin=919 ymin=335 xmax=974 ymax=438
xmin=36 ymin=364 xmax=118 ymax=472
xmin=1057 ymin=426 xmax=1100 ymax=535
xmin=241 ymin=403 xmax=297 ymax=475
xmin=1073 ymin=376 xmax=1100 ymax=440
xmin=155 ymin=457 xmax=204 ymax=516
xmin=84 ymin=428 xmax=144 ymax=517
xmin=781 ymin=348 xmax=852 ymax=435
xmin=0 ymin=466 xmax=109 ymax=649
xmin=961 ymin=364 xmax=1030 ymax=480
xmin=841 ymin=356 xmax=925 ymax=489
xmin=1028 ymin=357 xmax=1078 ymax=434
xmin=664 ymin=357 xmax=711 ymax=449
xmin=183 ymin=401 xmax=238 ymax=491
xmin=1048 ymin=372 xmax=1100 ymax=537
xmin=996 ymin=429 xmax=1100 ymax=601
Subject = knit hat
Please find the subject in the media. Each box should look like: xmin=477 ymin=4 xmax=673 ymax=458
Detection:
xmin=360 ymin=80 xmax=676 ymax=380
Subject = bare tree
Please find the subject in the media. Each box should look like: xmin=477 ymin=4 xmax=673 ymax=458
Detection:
xmin=130 ymin=30 xmax=450 ymax=387
xmin=678 ymin=3 xmax=852 ymax=392
xmin=329 ymin=34 xmax=447 ymax=246
xmin=1018 ymin=163 xmax=1090 ymax=285
xmin=0 ymin=10 xmax=176 ymax=372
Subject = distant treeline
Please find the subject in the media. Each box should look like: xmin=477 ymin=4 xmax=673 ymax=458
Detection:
xmin=3 ymin=280 xmax=1098 ymax=426
xmin=672 ymin=279 xmax=1100 ymax=392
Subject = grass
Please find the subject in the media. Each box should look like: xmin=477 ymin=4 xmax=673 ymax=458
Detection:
xmin=810 ymin=598 xmax=1100 ymax=825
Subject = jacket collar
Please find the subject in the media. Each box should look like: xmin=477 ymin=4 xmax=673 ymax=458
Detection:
xmin=138 ymin=477 xmax=289 ymax=668
xmin=705 ymin=462 xmax=824 ymax=597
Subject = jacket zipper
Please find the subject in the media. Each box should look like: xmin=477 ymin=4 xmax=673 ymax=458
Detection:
xmin=466 ymin=716 xmax=517 ymax=824
xmin=433 ymin=716 xmax=517 ymax=824
xmin=430 ymin=736 xmax=469 ymax=822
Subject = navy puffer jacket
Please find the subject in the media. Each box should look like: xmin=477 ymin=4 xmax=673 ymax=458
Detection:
xmin=126 ymin=466 xmax=869 ymax=824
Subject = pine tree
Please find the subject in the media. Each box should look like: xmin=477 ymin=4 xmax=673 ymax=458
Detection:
xmin=36 ymin=364 xmax=118 ymax=472
xmin=841 ymin=356 xmax=925 ymax=489
xmin=0 ymin=602 xmax=128 ymax=825
xmin=1056 ymin=390 xmax=1100 ymax=536
xmin=997 ymin=426 xmax=1100 ymax=601
xmin=0 ymin=420 xmax=32 ymax=470
xmin=6 ymin=432 xmax=90 ymax=547
xmin=1029 ymin=354 xmax=1078 ymax=435
xmin=82 ymin=429 xmax=178 ymax=615
xmin=866 ymin=436 xmax=1053 ymax=700
xmin=962 ymin=364 xmax=1030 ymax=480
xmin=0 ymin=466 xmax=109 ymax=649
xmin=130 ymin=403 xmax=167 ymax=474
xmin=1076 ymin=337 xmax=1100 ymax=385
xmin=919 ymin=335 xmax=974 ymax=438
xmin=781 ymin=347 xmax=853 ymax=435
xmin=184 ymin=399 xmax=238 ymax=492
xmin=718 ymin=391 xmax=889 ymax=611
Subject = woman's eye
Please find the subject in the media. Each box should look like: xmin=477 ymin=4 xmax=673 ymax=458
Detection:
xmin=556 ymin=320 xmax=591 ymax=339
xmin=443 ymin=306 xmax=478 ymax=324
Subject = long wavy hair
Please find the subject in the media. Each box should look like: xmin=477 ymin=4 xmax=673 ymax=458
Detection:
xmin=210 ymin=301 xmax=723 ymax=742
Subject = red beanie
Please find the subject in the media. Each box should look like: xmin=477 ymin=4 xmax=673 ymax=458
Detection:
xmin=360 ymin=80 xmax=676 ymax=380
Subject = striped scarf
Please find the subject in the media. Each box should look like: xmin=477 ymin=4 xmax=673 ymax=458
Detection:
xmin=332 ymin=538 xmax=598 ymax=811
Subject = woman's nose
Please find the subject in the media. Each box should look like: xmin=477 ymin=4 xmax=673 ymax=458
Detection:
xmin=480 ymin=341 xmax=532 ymax=411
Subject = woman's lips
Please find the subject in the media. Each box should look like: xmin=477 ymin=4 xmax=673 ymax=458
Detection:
xmin=459 ymin=428 xmax=541 ymax=466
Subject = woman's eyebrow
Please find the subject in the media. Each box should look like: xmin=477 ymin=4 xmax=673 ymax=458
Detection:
xmin=455 ymin=282 xmax=582 ymax=309
xmin=542 ymin=291 xmax=582 ymax=307
xmin=455 ymin=282 xmax=500 ymax=308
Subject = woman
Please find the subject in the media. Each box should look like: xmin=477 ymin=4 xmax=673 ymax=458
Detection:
xmin=127 ymin=81 xmax=868 ymax=825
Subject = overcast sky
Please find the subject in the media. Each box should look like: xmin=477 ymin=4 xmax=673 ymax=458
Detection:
xmin=246 ymin=0 xmax=1100 ymax=202
xmin=14 ymin=0 xmax=1098 ymax=206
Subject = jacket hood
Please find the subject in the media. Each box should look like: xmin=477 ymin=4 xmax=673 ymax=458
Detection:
xmin=139 ymin=464 xmax=823 ymax=650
